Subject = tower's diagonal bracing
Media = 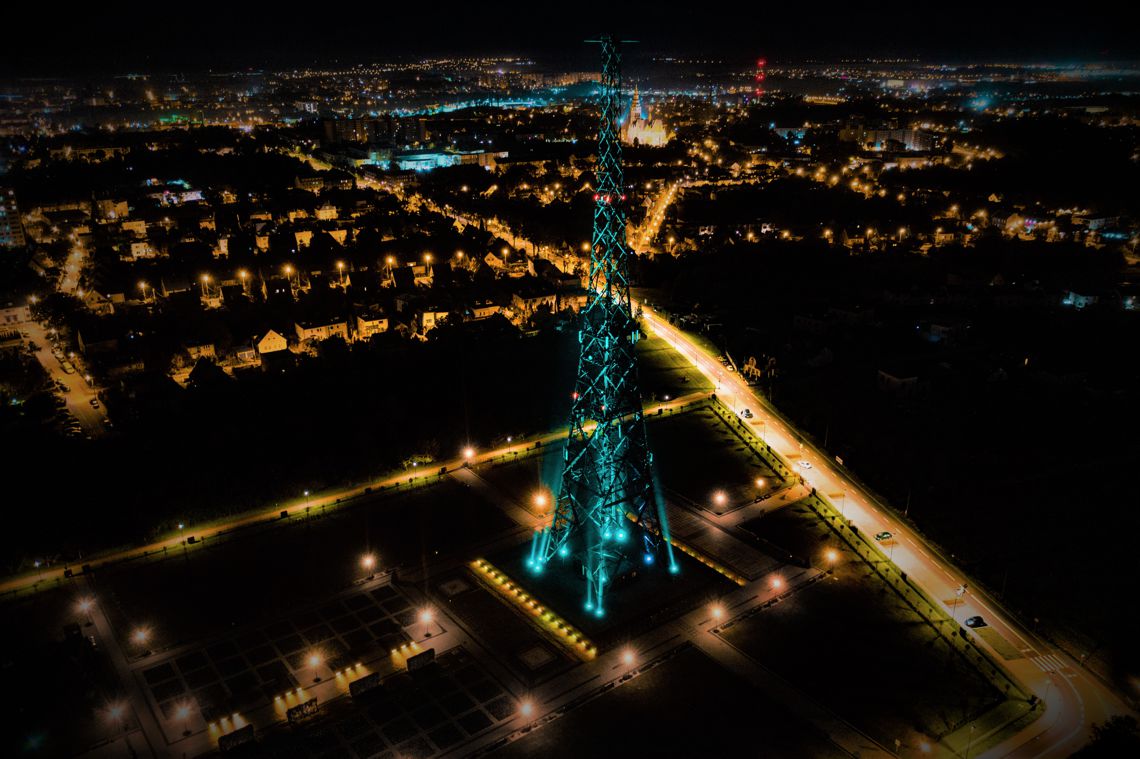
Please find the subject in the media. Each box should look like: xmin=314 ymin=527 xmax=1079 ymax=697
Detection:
xmin=530 ymin=36 xmax=676 ymax=616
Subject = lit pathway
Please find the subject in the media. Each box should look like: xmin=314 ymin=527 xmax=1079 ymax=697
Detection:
xmin=0 ymin=392 xmax=707 ymax=600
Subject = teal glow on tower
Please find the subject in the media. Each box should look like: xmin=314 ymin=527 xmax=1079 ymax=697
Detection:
xmin=531 ymin=36 xmax=676 ymax=616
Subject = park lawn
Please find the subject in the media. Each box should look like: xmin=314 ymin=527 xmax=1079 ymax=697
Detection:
xmin=491 ymin=645 xmax=847 ymax=759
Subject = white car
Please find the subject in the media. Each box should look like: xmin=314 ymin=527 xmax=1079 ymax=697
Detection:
xmin=797 ymin=460 xmax=813 ymax=470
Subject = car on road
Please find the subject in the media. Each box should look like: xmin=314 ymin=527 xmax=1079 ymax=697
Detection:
xmin=874 ymin=531 xmax=893 ymax=542
xmin=741 ymin=409 xmax=753 ymax=419
xmin=89 ymin=399 xmax=100 ymax=408
xmin=965 ymin=616 xmax=987 ymax=628
xmin=797 ymin=460 xmax=812 ymax=469
xmin=58 ymin=383 xmax=70 ymax=393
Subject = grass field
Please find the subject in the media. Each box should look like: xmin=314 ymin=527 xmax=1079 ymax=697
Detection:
xmin=95 ymin=479 xmax=513 ymax=651
xmin=635 ymin=335 xmax=713 ymax=399
xmin=490 ymin=645 xmax=848 ymax=759
xmin=718 ymin=550 xmax=1006 ymax=749
xmin=650 ymin=406 xmax=781 ymax=512
xmin=740 ymin=499 xmax=838 ymax=566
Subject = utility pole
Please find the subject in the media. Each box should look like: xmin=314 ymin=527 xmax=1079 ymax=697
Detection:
xmin=532 ymin=36 xmax=676 ymax=617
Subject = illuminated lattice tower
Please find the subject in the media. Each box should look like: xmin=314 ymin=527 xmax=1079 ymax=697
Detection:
xmin=530 ymin=36 xmax=676 ymax=616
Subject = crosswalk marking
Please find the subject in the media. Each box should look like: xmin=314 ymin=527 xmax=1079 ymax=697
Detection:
xmin=1030 ymin=654 xmax=1068 ymax=672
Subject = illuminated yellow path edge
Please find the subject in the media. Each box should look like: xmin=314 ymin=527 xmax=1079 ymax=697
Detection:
xmin=470 ymin=559 xmax=597 ymax=662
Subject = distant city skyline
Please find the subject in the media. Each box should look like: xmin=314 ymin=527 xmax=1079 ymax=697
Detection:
xmin=3 ymin=2 xmax=1137 ymax=75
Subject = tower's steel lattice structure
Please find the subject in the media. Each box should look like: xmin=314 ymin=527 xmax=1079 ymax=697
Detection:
xmin=533 ymin=36 xmax=676 ymax=616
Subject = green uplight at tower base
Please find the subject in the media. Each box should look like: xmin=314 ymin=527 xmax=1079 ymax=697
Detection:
xmin=531 ymin=36 xmax=676 ymax=614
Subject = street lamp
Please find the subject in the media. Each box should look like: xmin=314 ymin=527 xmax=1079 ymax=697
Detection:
xmin=519 ymin=699 xmax=535 ymax=719
xmin=104 ymin=701 xmax=129 ymax=745
xmin=419 ymin=608 xmax=434 ymax=638
xmin=713 ymin=490 xmax=727 ymax=507
xmin=307 ymin=651 xmax=322 ymax=682
xmin=755 ymin=478 xmax=765 ymax=489
xmin=175 ymin=701 xmax=192 ymax=736
xmin=463 ymin=446 xmax=475 ymax=463
xmin=770 ymin=576 xmax=784 ymax=591
xmin=825 ymin=548 xmax=839 ymax=565
xmin=361 ymin=553 xmax=376 ymax=578
xmin=621 ymin=647 xmax=636 ymax=666
xmin=710 ymin=603 xmax=725 ymax=622
xmin=533 ymin=492 xmax=548 ymax=510
xmin=77 ymin=597 xmax=95 ymax=626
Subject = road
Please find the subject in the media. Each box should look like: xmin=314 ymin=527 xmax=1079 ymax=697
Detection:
xmin=23 ymin=319 xmax=109 ymax=438
xmin=638 ymin=304 xmax=1133 ymax=757
xmin=631 ymin=180 xmax=680 ymax=253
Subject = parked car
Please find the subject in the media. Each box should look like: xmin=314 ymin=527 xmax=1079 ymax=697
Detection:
xmin=59 ymin=383 xmax=70 ymax=393
xmin=89 ymin=399 xmax=100 ymax=408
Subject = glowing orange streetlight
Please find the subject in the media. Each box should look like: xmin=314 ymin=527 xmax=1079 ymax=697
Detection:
xmin=307 ymin=650 xmax=323 ymax=682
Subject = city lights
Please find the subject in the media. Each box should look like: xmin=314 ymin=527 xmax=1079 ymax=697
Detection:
xmin=4 ymin=24 xmax=1129 ymax=759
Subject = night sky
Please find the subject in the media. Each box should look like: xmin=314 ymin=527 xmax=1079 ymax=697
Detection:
xmin=2 ymin=1 xmax=1135 ymax=75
